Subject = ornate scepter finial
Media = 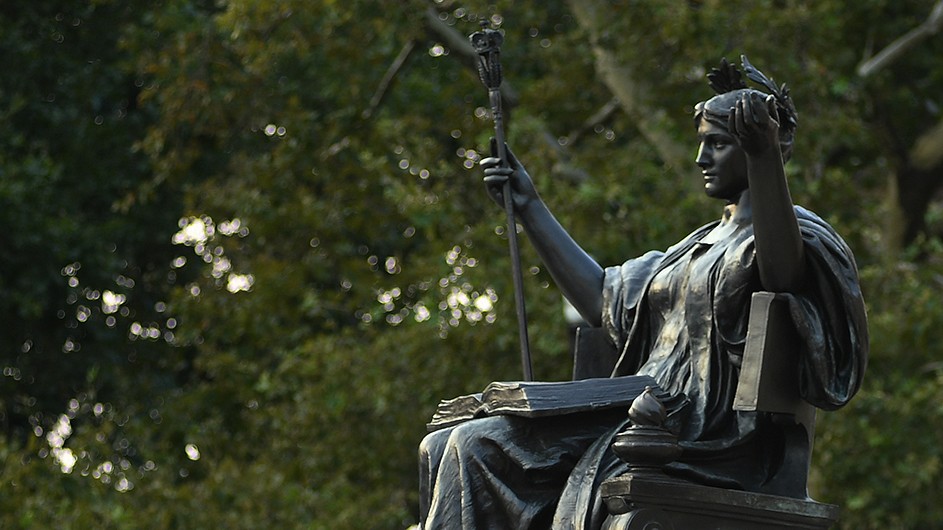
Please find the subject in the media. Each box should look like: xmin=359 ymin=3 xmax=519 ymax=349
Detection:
xmin=470 ymin=22 xmax=503 ymax=90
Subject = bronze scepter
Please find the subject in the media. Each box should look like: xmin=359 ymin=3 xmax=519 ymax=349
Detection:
xmin=470 ymin=22 xmax=533 ymax=381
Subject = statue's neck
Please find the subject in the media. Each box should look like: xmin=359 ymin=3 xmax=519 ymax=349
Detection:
xmin=721 ymin=189 xmax=752 ymax=225
xmin=701 ymin=190 xmax=752 ymax=245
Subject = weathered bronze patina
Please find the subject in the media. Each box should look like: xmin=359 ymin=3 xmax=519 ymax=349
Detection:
xmin=418 ymin=56 xmax=868 ymax=530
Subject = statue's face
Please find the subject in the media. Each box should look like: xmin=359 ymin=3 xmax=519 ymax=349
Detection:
xmin=695 ymin=118 xmax=747 ymax=201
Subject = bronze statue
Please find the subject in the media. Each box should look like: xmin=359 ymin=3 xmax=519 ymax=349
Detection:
xmin=418 ymin=56 xmax=868 ymax=530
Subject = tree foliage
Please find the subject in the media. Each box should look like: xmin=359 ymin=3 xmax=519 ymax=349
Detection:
xmin=2 ymin=1 xmax=943 ymax=528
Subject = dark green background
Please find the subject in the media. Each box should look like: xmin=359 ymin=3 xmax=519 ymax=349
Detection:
xmin=2 ymin=1 xmax=942 ymax=528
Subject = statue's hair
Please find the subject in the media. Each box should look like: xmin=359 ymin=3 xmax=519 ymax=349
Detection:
xmin=694 ymin=55 xmax=798 ymax=162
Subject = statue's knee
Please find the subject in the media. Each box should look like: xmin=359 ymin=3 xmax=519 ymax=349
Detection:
xmin=446 ymin=420 xmax=481 ymax=448
xmin=419 ymin=427 xmax=452 ymax=462
xmin=444 ymin=416 xmax=509 ymax=456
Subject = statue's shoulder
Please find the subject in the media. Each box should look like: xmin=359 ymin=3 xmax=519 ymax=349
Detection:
xmin=793 ymin=204 xmax=824 ymax=223
xmin=793 ymin=204 xmax=854 ymax=250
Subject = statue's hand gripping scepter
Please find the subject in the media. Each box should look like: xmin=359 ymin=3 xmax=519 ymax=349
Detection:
xmin=470 ymin=22 xmax=533 ymax=381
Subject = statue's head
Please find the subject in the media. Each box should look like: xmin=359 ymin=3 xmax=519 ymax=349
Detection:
xmin=694 ymin=56 xmax=798 ymax=162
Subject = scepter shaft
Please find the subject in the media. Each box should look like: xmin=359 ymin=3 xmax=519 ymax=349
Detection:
xmin=472 ymin=24 xmax=533 ymax=381
xmin=491 ymin=90 xmax=533 ymax=382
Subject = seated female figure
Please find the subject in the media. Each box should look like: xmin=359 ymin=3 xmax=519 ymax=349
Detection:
xmin=418 ymin=57 xmax=868 ymax=530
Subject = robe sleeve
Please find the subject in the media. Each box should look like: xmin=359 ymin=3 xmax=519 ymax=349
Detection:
xmin=784 ymin=207 xmax=869 ymax=410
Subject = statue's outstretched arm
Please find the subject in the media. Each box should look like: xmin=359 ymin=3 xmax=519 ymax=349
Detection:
xmin=480 ymin=144 xmax=605 ymax=326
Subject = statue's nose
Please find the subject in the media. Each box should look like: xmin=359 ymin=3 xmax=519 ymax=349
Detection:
xmin=696 ymin=150 xmax=710 ymax=169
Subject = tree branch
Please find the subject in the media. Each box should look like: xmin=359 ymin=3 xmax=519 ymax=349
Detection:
xmin=861 ymin=1 xmax=943 ymax=249
xmin=857 ymin=0 xmax=943 ymax=77
xmin=565 ymin=97 xmax=621 ymax=148
xmin=566 ymin=0 xmax=689 ymax=177
xmin=362 ymin=40 xmax=417 ymax=120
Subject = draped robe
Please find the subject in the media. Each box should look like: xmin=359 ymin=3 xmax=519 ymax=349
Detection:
xmin=419 ymin=205 xmax=868 ymax=530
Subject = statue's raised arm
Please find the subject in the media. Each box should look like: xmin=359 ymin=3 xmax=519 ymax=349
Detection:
xmin=702 ymin=55 xmax=807 ymax=293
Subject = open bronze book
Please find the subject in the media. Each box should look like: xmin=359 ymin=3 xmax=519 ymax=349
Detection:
xmin=427 ymin=375 xmax=675 ymax=431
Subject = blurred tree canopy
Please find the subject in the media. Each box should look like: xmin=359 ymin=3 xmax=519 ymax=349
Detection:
xmin=2 ymin=0 xmax=943 ymax=528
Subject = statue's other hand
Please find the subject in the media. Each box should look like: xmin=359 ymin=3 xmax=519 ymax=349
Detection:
xmin=729 ymin=92 xmax=780 ymax=157
xmin=480 ymin=139 xmax=539 ymax=212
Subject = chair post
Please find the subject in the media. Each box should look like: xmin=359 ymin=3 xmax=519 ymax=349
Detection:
xmin=572 ymin=326 xmax=620 ymax=380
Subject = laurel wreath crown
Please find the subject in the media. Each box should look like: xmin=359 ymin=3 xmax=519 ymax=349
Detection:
xmin=706 ymin=55 xmax=798 ymax=134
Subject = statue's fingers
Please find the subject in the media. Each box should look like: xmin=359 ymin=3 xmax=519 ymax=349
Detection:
xmin=483 ymin=174 xmax=509 ymax=184
xmin=742 ymin=93 xmax=759 ymax=126
xmin=765 ymin=95 xmax=780 ymax=126
xmin=479 ymin=156 xmax=502 ymax=169
xmin=727 ymin=109 xmax=739 ymax=137
xmin=735 ymin=98 xmax=748 ymax=135
xmin=482 ymin=165 xmax=512 ymax=176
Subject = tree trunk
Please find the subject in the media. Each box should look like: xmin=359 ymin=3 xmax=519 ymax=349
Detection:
xmin=566 ymin=0 xmax=689 ymax=178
